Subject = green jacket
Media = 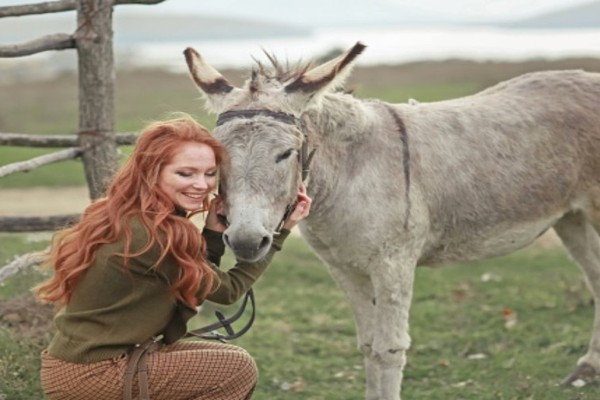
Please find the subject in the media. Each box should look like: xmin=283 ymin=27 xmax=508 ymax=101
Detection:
xmin=46 ymin=217 xmax=290 ymax=364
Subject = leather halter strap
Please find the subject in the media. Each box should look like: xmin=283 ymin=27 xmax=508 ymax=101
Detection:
xmin=123 ymin=339 xmax=161 ymax=400
xmin=216 ymin=109 xmax=299 ymax=126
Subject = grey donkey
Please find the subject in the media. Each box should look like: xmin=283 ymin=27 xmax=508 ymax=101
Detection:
xmin=184 ymin=42 xmax=600 ymax=399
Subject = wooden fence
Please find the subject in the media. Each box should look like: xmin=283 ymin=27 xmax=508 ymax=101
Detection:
xmin=0 ymin=0 xmax=166 ymax=233
xmin=0 ymin=0 xmax=167 ymax=281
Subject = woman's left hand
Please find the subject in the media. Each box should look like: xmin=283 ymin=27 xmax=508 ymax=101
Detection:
xmin=282 ymin=185 xmax=312 ymax=230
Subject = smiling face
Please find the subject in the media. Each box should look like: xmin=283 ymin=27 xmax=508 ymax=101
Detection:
xmin=158 ymin=141 xmax=218 ymax=212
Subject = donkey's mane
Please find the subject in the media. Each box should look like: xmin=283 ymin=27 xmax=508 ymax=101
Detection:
xmin=251 ymin=51 xmax=313 ymax=84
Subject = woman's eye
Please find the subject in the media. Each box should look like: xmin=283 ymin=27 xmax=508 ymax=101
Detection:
xmin=206 ymin=171 xmax=217 ymax=177
xmin=176 ymin=171 xmax=192 ymax=177
xmin=276 ymin=149 xmax=293 ymax=163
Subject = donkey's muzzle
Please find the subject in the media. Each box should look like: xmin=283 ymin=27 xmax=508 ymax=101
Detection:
xmin=223 ymin=229 xmax=272 ymax=262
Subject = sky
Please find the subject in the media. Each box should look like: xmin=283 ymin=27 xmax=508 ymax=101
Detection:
xmin=2 ymin=0 xmax=600 ymax=78
xmin=4 ymin=0 xmax=597 ymax=26
xmin=124 ymin=0 xmax=595 ymax=25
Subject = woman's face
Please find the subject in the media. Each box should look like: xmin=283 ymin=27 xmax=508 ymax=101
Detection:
xmin=158 ymin=142 xmax=218 ymax=211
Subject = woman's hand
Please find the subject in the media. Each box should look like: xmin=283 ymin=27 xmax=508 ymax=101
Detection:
xmin=282 ymin=185 xmax=312 ymax=231
xmin=205 ymin=194 xmax=228 ymax=233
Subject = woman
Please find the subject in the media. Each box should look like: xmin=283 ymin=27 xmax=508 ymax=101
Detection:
xmin=35 ymin=116 xmax=311 ymax=400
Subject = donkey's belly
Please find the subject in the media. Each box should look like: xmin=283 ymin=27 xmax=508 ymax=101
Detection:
xmin=419 ymin=215 xmax=561 ymax=266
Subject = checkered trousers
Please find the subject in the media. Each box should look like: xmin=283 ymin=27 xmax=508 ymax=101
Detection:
xmin=40 ymin=340 xmax=258 ymax=400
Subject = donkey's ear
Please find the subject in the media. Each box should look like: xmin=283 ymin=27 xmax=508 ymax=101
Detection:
xmin=285 ymin=42 xmax=366 ymax=95
xmin=184 ymin=47 xmax=238 ymax=112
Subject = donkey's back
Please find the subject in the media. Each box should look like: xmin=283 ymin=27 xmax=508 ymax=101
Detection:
xmin=394 ymin=70 xmax=600 ymax=265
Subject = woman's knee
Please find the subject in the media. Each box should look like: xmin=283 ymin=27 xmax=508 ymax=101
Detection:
xmin=236 ymin=351 xmax=258 ymax=383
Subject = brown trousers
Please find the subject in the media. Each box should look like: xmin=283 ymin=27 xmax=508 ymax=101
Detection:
xmin=41 ymin=341 xmax=258 ymax=400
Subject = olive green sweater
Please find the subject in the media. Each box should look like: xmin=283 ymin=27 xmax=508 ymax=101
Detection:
xmin=47 ymin=218 xmax=290 ymax=364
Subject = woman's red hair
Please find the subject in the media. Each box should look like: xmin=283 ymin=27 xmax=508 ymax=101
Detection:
xmin=35 ymin=116 xmax=226 ymax=307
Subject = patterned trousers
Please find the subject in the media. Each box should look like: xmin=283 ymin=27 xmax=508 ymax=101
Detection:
xmin=41 ymin=340 xmax=258 ymax=400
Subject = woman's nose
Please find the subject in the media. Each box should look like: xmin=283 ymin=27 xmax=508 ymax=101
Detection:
xmin=192 ymin=176 xmax=208 ymax=189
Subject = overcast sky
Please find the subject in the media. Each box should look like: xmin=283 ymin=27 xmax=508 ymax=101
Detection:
xmin=132 ymin=0 xmax=595 ymax=23
xmin=5 ymin=0 xmax=596 ymax=24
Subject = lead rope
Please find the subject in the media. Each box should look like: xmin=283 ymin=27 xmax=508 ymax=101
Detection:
xmin=185 ymin=288 xmax=256 ymax=342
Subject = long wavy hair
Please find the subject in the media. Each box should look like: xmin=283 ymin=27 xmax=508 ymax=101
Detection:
xmin=35 ymin=116 xmax=226 ymax=307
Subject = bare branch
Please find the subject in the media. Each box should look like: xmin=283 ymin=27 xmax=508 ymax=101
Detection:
xmin=0 ymin=215 xmax=80 ymax=233
xmin=0 ymin=248 xmax=48 ymax=284
xmin=0 ymin=0 xmax=76 ymax=18
xmin=0 ymin=132 xmax=138 ymax=147
xmin=0 ymin=33 xmax=75 ymax=57
xmin=0 ymin=147 xmax=82 ymax=178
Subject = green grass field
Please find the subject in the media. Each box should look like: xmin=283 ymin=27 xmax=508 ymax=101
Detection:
xmin=4 ymin=59 xmax=600 ymax=399
xmin=1 ymin=233 xmax=599 ymax=399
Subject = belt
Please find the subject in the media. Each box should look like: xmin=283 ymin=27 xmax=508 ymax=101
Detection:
xmin=123 ymin=339 xmax=161 ymax=400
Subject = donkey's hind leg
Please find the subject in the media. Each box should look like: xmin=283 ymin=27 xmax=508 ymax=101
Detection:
xmin=553 ymin=210 xmax=600 ymax=385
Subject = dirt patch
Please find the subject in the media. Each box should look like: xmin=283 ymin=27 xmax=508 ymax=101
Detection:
xmin=0 ymin=187 xmax=90 ymax=216
xmin=0 ymin=292 xmax=54 ymax=343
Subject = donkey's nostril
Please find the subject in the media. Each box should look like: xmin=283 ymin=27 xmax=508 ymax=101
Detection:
xmin=258 ymin=235 xmax=271 ymax=251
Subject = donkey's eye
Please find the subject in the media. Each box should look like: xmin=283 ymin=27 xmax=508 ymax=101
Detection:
xmin=276 ymin=149 xmax=294 ymax=163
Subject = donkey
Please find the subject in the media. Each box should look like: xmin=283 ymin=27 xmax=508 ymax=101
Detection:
xmin=184 ymin=42 xmax=600 ymax=399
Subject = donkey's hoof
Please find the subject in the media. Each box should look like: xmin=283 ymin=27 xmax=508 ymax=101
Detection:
xmin=563 ymin=362 xmax=598 ymax=387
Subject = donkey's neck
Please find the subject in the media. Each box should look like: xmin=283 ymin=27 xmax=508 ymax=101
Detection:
xmin=305 ymin=93 xmax=373 ymax=140
xmin=303 ymin=93 xmax=378 ymax=215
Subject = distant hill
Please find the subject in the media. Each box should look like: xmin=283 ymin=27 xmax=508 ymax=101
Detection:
xmin=0 ymin=13 xmax=310 ymax=45
xmin=113 ymin=13 xmax=310 ymax=43
xmin=506 ymin=0 xmax=600 ymax=29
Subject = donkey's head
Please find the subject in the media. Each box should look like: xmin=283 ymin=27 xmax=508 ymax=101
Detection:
xmin=184 ymin=42 xmax=365 ymax=262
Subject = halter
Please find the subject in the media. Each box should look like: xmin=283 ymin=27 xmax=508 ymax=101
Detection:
xmin=216 ymin=109 xmax=316 ymax=232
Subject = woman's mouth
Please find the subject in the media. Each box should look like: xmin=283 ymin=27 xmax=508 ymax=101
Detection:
xmin=183 ymin=192 xmax=204 ymax=200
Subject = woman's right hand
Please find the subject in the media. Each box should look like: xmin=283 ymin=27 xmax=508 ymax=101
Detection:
xmin=282 ymin=185 xmax=312 ymax=230
xmin=205 ymin=195 xmax=227 ymax=233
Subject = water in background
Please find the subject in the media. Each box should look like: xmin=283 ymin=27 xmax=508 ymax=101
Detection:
xmin=2 ymin=26 xmax=600 ymax=82
xmin=127 ymin=26 xmax=600 ymax=71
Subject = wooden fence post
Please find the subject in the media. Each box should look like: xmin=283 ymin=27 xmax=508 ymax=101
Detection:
xmin=76 ymin=0 xmax=119 ymax=200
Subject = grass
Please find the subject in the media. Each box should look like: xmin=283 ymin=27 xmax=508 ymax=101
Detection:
xmin=1 ymin=235 xmax=600 ymax=399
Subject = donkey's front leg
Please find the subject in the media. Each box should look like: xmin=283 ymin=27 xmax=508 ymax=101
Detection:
xmin=328 ymin=267 xmax=380 ymax=399
xmin=369 ymin=256 xmax=417 ymax=400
